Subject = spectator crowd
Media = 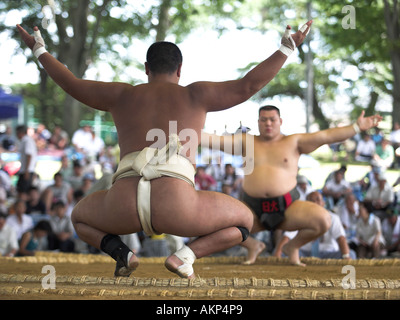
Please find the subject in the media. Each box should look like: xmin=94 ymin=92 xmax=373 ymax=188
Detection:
xmin=0 ymin=122 xmax=400 ymax=262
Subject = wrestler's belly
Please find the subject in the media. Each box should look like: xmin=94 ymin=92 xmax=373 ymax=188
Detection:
xmin=242 ymin=166 xmax=297 ymax=198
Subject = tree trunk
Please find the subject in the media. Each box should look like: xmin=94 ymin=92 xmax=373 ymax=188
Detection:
xmin=383 ymin=0 xmax=400 ymax=128
xmin=156 ymin=0 xmax=172 ymax=41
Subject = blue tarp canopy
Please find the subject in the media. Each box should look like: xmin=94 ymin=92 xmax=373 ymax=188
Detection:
xmin=0 ymin=87 xmax=22 ymax=119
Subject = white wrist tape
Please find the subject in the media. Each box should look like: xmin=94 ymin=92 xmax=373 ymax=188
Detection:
xmin=34 ymin=47 xmax=47 ymax=58
xmin=32 ymin=29 xmax=47 ymax=59
xmin=279 ymin=27 xmax=296 ymax=57
xmin=353 ymin=123 xmax=361 ymax=134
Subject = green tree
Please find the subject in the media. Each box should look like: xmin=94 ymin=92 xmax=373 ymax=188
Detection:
xmin=1 ymin=0 xmax=245 ymax=134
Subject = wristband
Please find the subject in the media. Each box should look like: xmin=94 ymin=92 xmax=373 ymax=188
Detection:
xmin=353 ymin=123 xmax=361 ymax=134
xmin=32 ymin=29 xmax=47 ymax=59
xmin=34 ymin=47 xmax=47 ymax=59
xmin=279 ymin=27 xmax=296 ymax=57
xmin=279 ymin=45 xmax=294 ymax=57
xmin=342 ymin=253 xmax=350 ymax=259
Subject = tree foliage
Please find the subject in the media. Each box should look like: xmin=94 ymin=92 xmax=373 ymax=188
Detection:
xmin=0 ymin=0 xmax=245 ymax=134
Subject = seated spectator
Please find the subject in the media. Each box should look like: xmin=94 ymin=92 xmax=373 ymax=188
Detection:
xmin=355 ymin=133 xmax=376 ymax=163
xmin=18 ymin=220 xmax=52 ymax=256
xmin=34 ymin=123 xmax=51 ymax=151
xmin=58 ymin=154 xmax=73 ymax=181
xmin=0 ymin=165 xmax=13 ymax=196
xmin=84 ymin=129 xmax=105 ymax=161
xmin=382 ymin=206 xmax=400 ymax=257
xmin=0 ymin=125 xmax=17 ymax=151
xmin=80 ymin=173 xmax=96 ymax=195
xmin=0 ymin=212 xmax=19 ymax=257
xmin=66 ymin=160 xmax=85 ymax=191
xmin=205 ymin=157 xmax=225 ymax=192
xmin=25 ymin=186 xmax=47 ymax=215
xmin=71 ymin=125 xmax=92 ymax=154
xmin=359 ymin=165 xmax=382 ymax=193
xmin=6 ymin=199 xmax=34 ymax=240
xmin=195 ymin=166 xmax=216 ymax=191
xmin=372 ymin=137 xmax=394 ymax=169
xmin=296 ymin=175 xmax=314 ymax=201
xmin=336 ymin=192 xmax=360 ymax=251
xmin=355 ymin=202 xmax=386 ymax=258
xmin=274 ymin=191 xmax=355 ymax=260
xmin=364 ymin=172 xmax=395 ymax=220
xmin=322 ymin=169 xmax=352 ymax=209
xmin=221 ymin=164 xmax=243 ymax=199
xmin=48 ymin=125 xmax=69 ymax=150
xmin=371 ymin=127 xmax=384 ymax=145
xmin=324 ymin=164 xmax=347 ymax=184
xmin=42 ymin=172 xmax=73 ymax=213
xmin=48 ymin=201 xmax=75 ymax=252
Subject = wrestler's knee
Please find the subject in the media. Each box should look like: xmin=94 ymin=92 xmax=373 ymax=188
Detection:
xmin=70 ymin=201 xmax=83 ymax=227
xmin=317 ymin=209 xmax=331 ymax=235
xmin=236 ymin=226 xmax=250 ymax=242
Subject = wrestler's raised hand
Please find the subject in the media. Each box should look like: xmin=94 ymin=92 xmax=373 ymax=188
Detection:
xmin=357 ymin=111 xmax=383 ymax=131
xmin=16 ymin=24 xmax=36 ymax=50
xmin=279 ymin=20 xmax=313 ymax=56
xmin=17 ymin=24 xmax=47 ymax=58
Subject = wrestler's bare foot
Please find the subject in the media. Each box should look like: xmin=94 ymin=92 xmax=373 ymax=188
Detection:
xmin=114 ymin=252 xmax=139 ymax=277
xmin=282 ymin=243 xmax=306 ymax=267
xmin=242 ymin=240 xmax=266 ymax=265
xmin=165 ymin=255 xmax=196 ymax=279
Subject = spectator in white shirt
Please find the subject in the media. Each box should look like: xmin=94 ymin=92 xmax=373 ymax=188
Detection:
xmin=382 ymin=206 xmax=400 ymax=257
xmin=15 ymin=125 xmax=38 ymax=195
xmin=0 ymin=212 xmax=19 ymax=256
xmin=296 ymin=175 xmax=314 ymax=201
xmin=355 ymin=133 xmax=376 ymax=163
xmin=364 ymin=172 xmax=395 ymax=220
xmin=322 ymin=169 xmax=352 ymax=209
xmin=355 ymin=201 xmax=386 ymax=258
xmin=336 ymin=192 xmax=359 ymax=251
xmin=6 ymin=199 xmax=33 ymax=240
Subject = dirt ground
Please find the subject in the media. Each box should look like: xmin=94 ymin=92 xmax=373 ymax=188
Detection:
xmin=1 ymin=253 xmax=400 ymax=300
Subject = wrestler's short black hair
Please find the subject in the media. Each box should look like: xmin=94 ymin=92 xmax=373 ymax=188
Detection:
xmin=258 ymin=105 xmax=281 ymax=117
xmin=146 ymin=41 xmax=183 ymax=74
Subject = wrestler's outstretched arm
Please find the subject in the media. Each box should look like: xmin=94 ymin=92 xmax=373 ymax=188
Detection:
xmin=189 ymin=21 xmax=312 ymax=113
xmin=16 ymin=24 xmax=129 ymax=112
xmin=297 ymin=111 xmax=383 ymax=154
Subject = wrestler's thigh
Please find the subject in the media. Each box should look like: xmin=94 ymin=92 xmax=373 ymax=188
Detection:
xmin=278 ymin=200 xmax=331 ymax=232
xmin=72 ymin=178 xmax=142 ymax=235
xmin=151 ymin=179 xmax=253 ymax=237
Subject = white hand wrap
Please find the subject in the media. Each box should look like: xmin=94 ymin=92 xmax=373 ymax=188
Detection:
xmin=353 ymin=122 xmax=361 ymax=134
xmin=279 ymin=22 xmax=310 ymax=57
xmin=279 ymin=27 xmax=296 ymax=56
xmin=33 ymin=29 xmax=47 ymax=58
xmin=174 ymin=245 xmax=196 ymax=278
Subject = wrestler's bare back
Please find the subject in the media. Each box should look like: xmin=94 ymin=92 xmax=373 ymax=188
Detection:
xmin=112 ymin=82 xmax=207 ymax=161
xmin=242 ymin=134 xmax=302 ymax=198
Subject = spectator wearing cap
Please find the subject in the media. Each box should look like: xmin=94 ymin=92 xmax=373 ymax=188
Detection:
xmin=364 ymin=172 xmax=395 ymax=220
xmin=296 ymin=175 xmax=314 ymax=201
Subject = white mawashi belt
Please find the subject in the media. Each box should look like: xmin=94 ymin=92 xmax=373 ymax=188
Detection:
xmin=112 ymin=134 xmax=195 ymax=235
